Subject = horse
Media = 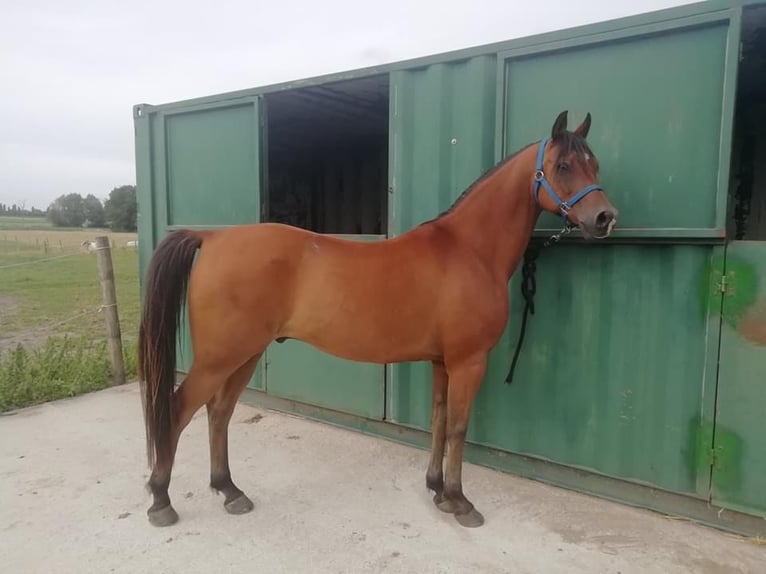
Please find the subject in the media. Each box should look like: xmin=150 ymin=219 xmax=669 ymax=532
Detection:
xmin=137 ymin=110 xmax=618 ymax=529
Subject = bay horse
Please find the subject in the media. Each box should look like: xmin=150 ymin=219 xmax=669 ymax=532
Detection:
xmin=137 ymin=110 xmax=617 ymax=529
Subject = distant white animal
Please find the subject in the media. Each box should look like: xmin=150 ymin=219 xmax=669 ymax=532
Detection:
xmin=80 ymin=240 xmax=97 ymax=253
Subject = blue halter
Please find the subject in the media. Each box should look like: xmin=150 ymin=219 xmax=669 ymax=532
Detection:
xmin=532 ymin=136 xmax=603 ymax=225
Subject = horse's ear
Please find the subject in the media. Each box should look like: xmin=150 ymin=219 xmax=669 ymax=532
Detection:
xmin=574 ymin=112 xmax=592 ymax=139
xmin=551 ymin=110 xmax=568 ymax=140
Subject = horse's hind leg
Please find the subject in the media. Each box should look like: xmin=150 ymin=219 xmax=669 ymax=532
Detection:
xmin=426 ymin=361 xmax=448 ymax=503
xmin=147 ymin=364 xmax=234 ymax=527
xmin=207 ymin=353 xmax=262 ymax=515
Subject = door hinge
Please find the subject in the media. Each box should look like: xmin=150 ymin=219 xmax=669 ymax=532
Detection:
xmin=713 ymin=271 xmax=735 ymax=296
xmin=717 ymin=270 xmax=735 ymax=296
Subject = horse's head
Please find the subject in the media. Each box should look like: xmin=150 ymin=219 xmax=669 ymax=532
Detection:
xmin=533 ymin=111 xmax=617 ymax=240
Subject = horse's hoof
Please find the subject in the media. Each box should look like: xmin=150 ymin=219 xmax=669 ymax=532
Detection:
xmin=224 ymin=494 xmax=254 ymax=515
xmin=434 ymin=494 xmax=458 ymax=514
xmin=455 ymin=508 xmax=484 ymax=528
xmin=148 ymin=505 xmax=179 ymax=527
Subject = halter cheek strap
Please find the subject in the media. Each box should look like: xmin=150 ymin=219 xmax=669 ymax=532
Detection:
xmin=532 ymin=136 xmax=603 ymax=224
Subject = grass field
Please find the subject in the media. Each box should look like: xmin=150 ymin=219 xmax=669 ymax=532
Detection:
xmin=0 ymin=215 xmax=54 ymax=230
xmin=0 ymin=217 xmax=140 ymax=411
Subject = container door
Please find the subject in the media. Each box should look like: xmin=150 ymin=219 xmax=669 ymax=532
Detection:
xmin=135 ymin=96 xmax=267 ymax=389
xmin=710 ymin=242 xmax=766 ymax=518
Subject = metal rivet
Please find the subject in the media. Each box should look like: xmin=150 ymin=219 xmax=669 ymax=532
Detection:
xmin=451 ymin=138 xmax=457 ymax=145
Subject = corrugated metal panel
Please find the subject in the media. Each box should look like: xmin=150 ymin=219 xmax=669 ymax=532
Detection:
xmin=390 ymin=244 xmax=717 ymax=496
xmin=388 ymin=55 xmax=497 ymax=234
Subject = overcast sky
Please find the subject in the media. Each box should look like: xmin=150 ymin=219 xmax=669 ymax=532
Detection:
xmin=1 ymin=0 xmax=692 ymax=210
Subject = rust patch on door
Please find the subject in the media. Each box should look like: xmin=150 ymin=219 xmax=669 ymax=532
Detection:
xmin=738 ymin=299 xmax=766 ymax=346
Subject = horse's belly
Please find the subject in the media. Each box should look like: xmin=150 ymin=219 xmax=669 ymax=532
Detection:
xmin=299 ymin=326 xmax=438 ymax=364
xmin=284 ymin=291 xmax=440 ymax=364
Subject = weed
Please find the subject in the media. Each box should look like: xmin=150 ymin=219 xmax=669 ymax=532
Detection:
xmin=0 ymin=336 xmax=138 ymax=412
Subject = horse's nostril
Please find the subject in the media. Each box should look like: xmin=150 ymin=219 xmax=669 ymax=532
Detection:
xmin=595 ymin=210 xmax=611 ymax=229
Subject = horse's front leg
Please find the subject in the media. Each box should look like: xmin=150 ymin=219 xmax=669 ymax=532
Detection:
xmin=426 ymin=361 xmax=448 ymax=502
xmin=435 ymin=354 xmax=487 ymax=528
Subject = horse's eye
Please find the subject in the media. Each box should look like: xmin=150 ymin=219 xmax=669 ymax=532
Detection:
xmin=558 ymin=162 xmax=570 ymax=172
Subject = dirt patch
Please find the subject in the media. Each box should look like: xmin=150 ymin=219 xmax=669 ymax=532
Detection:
xmin=0 ymin=294 xmax=19 ymax=317
xmin=0 ymin=326 xmax=54 ymax=353
xmin=242 ymin=414 xmax=264 ymax=424
xmin=0 ymin=295 xmax=57 ymax=352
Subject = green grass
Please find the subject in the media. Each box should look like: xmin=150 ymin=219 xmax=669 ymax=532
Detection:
xmin=0 ymin=216 xmax=52 ymax=231
xmin=0 ymin=246 xmax=140 ymax=341
xmin=0 ymin=231 xmax=141 ymax=412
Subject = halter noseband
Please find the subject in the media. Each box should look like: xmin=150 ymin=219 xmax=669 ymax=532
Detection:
xmin=532 ymin=136 xmax=603 ymax=225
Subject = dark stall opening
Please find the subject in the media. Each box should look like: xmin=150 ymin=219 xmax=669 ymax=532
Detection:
xmin=727 ymin=6 xmax=766 ymax=240
xmin=264 ymin=74 xmax=389 ymax=235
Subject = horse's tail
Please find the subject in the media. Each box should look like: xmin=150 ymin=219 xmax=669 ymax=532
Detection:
xmin=138 ymin=229 xmax=204 ymax=469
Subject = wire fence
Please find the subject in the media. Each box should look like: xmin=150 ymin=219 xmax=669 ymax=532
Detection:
xmin=0 ymin=252 xmax=87 ymax=270
xmin=0 ymin=232 xmax=138 ymax=270
xmin=0 ymin=237 xmax=138 ymax=363
xmin=0 ymin=231 xmax=138 ymax=257
xmin=46 ymin=304 xmax=117 ymax=332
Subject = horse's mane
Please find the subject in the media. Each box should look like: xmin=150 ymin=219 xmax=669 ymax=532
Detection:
xmin=419 ymin=142 xmax=534 ymax=226
xmin=420 ymin=131 xmax=593 ymax=226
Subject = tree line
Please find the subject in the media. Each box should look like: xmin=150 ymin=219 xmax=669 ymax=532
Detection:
xmin=0 ymin=204 xmax=45 ymax=217
xmin=44 ymin=185 xmax=137 ymax=232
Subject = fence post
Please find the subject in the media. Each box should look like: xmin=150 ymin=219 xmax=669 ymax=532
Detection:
xmin=94 ymin=236 xmax=126 ymax=386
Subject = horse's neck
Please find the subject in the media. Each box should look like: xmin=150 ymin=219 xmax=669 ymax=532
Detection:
xmin=439 ymin=151 xmax=540 ymax=281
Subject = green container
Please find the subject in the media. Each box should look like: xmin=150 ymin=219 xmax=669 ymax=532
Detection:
xmin=134 ymin=0 xmax=766 ymax=534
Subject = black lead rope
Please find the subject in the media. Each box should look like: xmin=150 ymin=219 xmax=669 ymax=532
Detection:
xmin=505 ymin=244 xmax=540 ymax=384
xmin=505 ymin=224 xmax=574 ymax=385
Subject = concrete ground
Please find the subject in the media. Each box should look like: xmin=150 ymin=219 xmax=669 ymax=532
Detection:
xmin=1 ymin=384 xmax=764 ymax=574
